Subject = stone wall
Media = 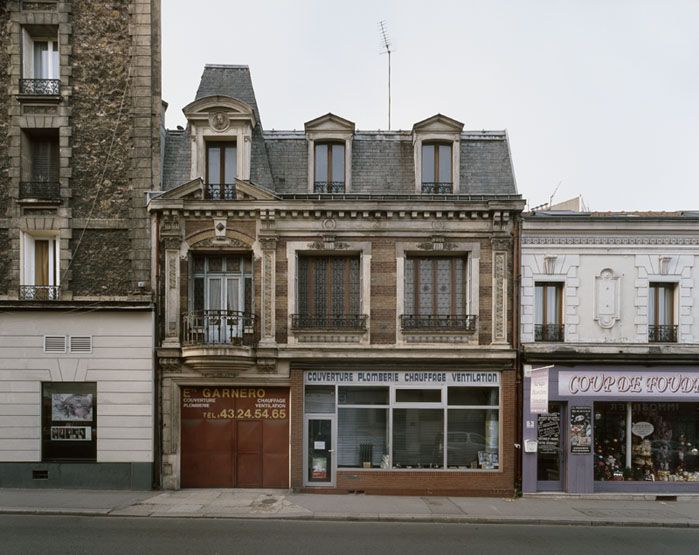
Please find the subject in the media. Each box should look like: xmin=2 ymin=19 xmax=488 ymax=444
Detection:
xmin=70 ymin=229 xmax=131 ymax=295
xmin=0 ymin=230 xmax=11 ymax=294
xmin=0 ymin=4 xmax=10 ymax=223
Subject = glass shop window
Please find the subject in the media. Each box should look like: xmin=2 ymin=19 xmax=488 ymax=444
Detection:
xmin=41 ymin=382 xmax=97 ymax=462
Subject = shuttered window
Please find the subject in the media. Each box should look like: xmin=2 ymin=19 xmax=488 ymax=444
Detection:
xmin=297 ymin=256 xmax=360 ymax=317
xmin=31 ymin=138 xmax=59 ymax=183
xmin=404 ymin=256 xmax=467 ymax=317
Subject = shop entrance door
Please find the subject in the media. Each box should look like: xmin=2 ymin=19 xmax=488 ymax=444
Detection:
xmin=536 ymin=402 xmax=565 ymax=491
xmin=304 ymin=416 xmax=335 ymax=487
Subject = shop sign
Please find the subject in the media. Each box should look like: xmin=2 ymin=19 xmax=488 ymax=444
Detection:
xmin=537 ymin=413 xmax=560 ymax=454
xmin=631 ymin=421 xmax=654 ymax=439
xmin=530 ymin=367 xmax=550 ymax=414
xmin=570 ymin=406 xmax=592 ymax=454
xmin=304 ymin=370 xmax=500 ymax=386
xmin=181 ymin=387 xmax=289 ymax=421
xmin=559 ymin=371 xmax=699 ymax=398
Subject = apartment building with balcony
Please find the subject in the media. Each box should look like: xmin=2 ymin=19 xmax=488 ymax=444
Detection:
xmin=520 ymin=204 xmax=699 ymax=494
xmin=0 ymin=1 xmax=161 ymax=488
xmin=152 ymin=65 xmax=524 ymax=495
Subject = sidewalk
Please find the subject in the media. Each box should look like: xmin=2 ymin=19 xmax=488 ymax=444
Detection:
xmin=1 ymin=488 xmax=699 ymax=527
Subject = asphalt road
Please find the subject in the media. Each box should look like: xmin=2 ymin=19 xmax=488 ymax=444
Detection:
xmin=2 ymin=515 xmax=698 ymax=555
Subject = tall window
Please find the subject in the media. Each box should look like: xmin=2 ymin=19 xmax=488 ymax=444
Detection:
xmin=295 ymin=255 xmax=362 ymax=329
xmin=421 ymin=142 xmax=452 ymax=193
xmin=649 ymin=283 xmax=676 ymax=342
xmin=534 ymin=282 xmax=563 ymax=341
xmin=21 ymin=28 xmax=60 ymax=95
xmin=314 ymin=142 xmax=345 ymax=193
xmin=20 ymin=129 xmax=60 ymax=200
xmin=185 ymin=254 xmax=253 ymax=345
xmin=206 ymin=142 xmax=236 ymax=199
xmin=402 ymin=256 xmax=472 ymax=330
xmin=21 ymin=234 xmax=59 ymax=300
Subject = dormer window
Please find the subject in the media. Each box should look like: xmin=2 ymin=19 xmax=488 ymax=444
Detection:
xmin=206 ymin=141 xmax=236 ymax=199
xmin=314 ymin=142 xmax=345 ymax=193
xmin=421 ymin=142 xmax=452 ymax=194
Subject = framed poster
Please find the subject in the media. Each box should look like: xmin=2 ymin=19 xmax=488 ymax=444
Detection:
xmin=42 ymin=382 xmax=97 ymax=461
xmin=537 ymin=413 xmax=560 ymax=454
xmin=570 ymin=406 xmax=592 ymax=454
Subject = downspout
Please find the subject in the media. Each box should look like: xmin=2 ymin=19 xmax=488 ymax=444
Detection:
xmin=152 ymin=211 xmax=161 ymax=489
xmin=513 ymin=213 xmax=523 ymax=494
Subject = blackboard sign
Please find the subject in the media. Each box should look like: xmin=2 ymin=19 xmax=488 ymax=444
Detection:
xmin=537 ymin=413 xmax=560 ymax=454
xmin=570 ymin=406 xmax=592 ymax=454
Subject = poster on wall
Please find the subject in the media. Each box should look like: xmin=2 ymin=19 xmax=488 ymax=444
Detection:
xmin=51 ymin=393 xmax=94 ymax=422
xmin=530 ymin=367 xmax=550 ymax=414
xmin=569 ymin=406 xmax=592 ymax=454
xmin=537 ymin=413 xmax=560 ymax=454
xmin=311 ymin=457 xmax=327 ymax=479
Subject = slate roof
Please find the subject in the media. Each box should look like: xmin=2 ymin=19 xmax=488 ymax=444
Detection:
xmin=196 ymin=65 xmax=262 ymax=124
xmin=162 ymin=129 xmax=190 ymax=191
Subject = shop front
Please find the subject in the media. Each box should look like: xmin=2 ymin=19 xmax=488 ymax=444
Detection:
xmin=295 ymin=368 xmax=515 ymax=496
xmin=523 ymin=366 xmax=699 ymax=494
xmin=179 ymin=386 xmax=290 ymax=488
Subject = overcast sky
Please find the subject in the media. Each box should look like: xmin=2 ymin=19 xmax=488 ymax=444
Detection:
xmin=162 ymin=0 xmax=699 ymax=211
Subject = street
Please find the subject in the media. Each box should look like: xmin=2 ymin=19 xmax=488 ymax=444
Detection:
xmin=1 ymin=515 xmax=697 ymax=555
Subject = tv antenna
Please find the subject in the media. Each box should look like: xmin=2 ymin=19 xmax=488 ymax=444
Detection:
xmin=549 ymin=180 xmax=562 ymax=208
xmin=379 ymin=20 xmax=392 ymax=130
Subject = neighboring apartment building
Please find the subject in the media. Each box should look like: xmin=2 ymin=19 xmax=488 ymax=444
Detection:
xmin=151 ymin=65 xmax=525 ymax=495
xmin=521 ymin=206 xmax=699 ymax=494
xmin=0 ymin=1 xmax=161 ymax=488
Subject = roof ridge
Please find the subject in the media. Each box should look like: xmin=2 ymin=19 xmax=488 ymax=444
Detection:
xmin=204 ymin=64 xmax=249 ymax=69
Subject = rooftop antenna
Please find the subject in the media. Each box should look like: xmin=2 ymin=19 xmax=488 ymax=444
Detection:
xmin=548 ymin=180 xmax=562 ymax=209
xmin=379 ymin=20 xmax=392 ymax=130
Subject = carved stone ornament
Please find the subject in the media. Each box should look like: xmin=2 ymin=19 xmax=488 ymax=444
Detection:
xmin=322 ymin=218 xmax=336 ymax=231
xmin=543 ymin=256 xmax=557 ymax=275
xmin=158 ymin=357 xmax=182 ymax=372
xmin=659 ymin=256 xmax=672 ymax=275
xmin=257 ymin=359 xmax=278 ymax=374
xmin=160 ymin=214 xmax=181 ymax=237
xmin=209 ymin=110 xmax=230 ymax=132
xmin=259 ymin=235 xmax=278 ymax=251
xmin=594 ymin=268 xmax=621 ymax=329
xmin=417 ymin=236 xmax=457 ymax=251
xmin=307 ymin=235 xmax=349 ymax=250
xmin=491 ymin=237 xmax=512 ymax=251
xmin=191 ymin=237 xmax=249 ymax=250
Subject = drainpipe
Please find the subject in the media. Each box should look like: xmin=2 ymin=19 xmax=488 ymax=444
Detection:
xmin=513 ymin=213 xmax=523 ymax=494
xmin=152 ymin=211 xmax=161 ymax=490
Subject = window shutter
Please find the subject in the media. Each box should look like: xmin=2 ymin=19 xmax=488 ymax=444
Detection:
xmin=44 ymin=336 xmax=66 ymax=353
xmin=69 ymin=336 xmax=92 ymax=353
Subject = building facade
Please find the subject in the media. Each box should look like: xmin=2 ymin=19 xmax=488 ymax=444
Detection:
xmin=0 ymin=0 xmax=161 ymax=488
xmin=152 ymin=65 xmax=524 ymax=495
xmin=521 ymin=210 xmax=699 ymax=494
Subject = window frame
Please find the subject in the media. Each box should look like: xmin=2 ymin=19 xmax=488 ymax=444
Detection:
xmin=421 ymin=141 xmax=453 ymax=193
xmin=535 ymin=282 xmax=563 ymax=326
xmin=313 ymin=141 xmax=346 ymax=193
xmin=205 ymin=140 xmax=237 ymax=199
xmin=404 ymin=254 xmax=469 ymax=319
xmin=21 ymin=232 xmax=59 ymax=288
xmin=22 ymin=28 xmax=60 ymax=80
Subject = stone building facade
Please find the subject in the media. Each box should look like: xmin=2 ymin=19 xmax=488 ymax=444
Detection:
xmin=152 ymin=65 xmax=524 ymax=495
xmin=520 ymin=208 xmax=699 ymax=494
xmin=0 ymin=0 xmax=161 ymax=489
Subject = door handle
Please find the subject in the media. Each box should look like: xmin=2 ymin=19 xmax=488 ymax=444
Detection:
xmin=328 ymin=449 xmax=334 ymax=453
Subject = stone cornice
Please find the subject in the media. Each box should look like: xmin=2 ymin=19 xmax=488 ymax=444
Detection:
xmin=523 ymin=235 xmax=699 ymax=246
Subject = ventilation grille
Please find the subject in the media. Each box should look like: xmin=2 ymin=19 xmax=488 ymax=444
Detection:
xmin=69 ymin=336 xmax=92 ymax=353
xmin=32 ymin=470 xmax=49 ymax=480
xmin=44 ymin=336 xmax=66 ymax=353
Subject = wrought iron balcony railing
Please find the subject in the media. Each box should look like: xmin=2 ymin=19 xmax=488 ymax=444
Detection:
xmin=19 ymin=181 xmax=60 ymax=201
xmin=19 ymin=79 xmax=60 ymax=96
xmin=182 ymin=310 xmax=258 ymax=346
xmin=535 ymin=323 xmax=565 ymax=342
xmin=204 ymin=183 xmax=236 ymax=200
xmin=313 ymin=181 xmax=345 ymax=194
xmin=19 ymin=285 xmax=60 ymax=301
xmin=421 ymin=181 xmax=453 ymax=194
xmin=290 ymin=313 xmax=367 ymax=331
xmin=400 ymin=314 xmax=477 ymax=332
xmin=648 ymin=324 xmax=678 ymax=343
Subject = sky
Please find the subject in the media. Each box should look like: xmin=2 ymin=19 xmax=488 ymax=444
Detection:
xmin=162 ymin=0 xmax=699 ymax=211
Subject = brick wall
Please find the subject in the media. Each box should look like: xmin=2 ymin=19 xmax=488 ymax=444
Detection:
xmin=370 ymin=238 xmax=397 ymax=344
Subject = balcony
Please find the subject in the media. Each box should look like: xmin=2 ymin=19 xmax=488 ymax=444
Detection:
xmin=313 ymin=181 xmax=345 ymax=194
xmin=182 ymin=310 xmax=257 ymax=346
xmin=19 ymin=285 xmax=60 ymax=301
xmin=421 ymin=181 xmax=453 ymax=194
xmin=19 ymin=79 xmax=60 ymax=96
xmin=204 ymin=183 xmax=236 ymax=200
xmin=291 ymin=313 xmax=367 ymax=331
xmin=649 ymin=324 xmax=678 ymax=343
xmin=19 ymin=181 xmax=60 ymax=202
xmin=535 ymin=324 xmax=565 ymax=342
xmin=400 ymin=314 xmax=477 ymax=332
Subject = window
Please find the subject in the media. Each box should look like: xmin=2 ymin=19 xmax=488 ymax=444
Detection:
xmin=206 ymin=142 xmax=237 ymax=199
xmin=42 ymin=382 xmax=97 ymax=462
xmin=421 ymin=142 xmax=452 ymax=193
xmin=314 ymin=142 xmax=345 ymax=193
xmin=402 ymin=256 xmax=473 ymax=331
xmin=20 ymin=129 xmax=59 ymax=200
xmin=21 ymin=27 xmax=60 ymax=95
xmin=649 ymin=283 xmax=676 ymax=343
xmin=294 ymin=255 xmax=364 ymax=330
xmin=534 ymin=282 xmax=563 ymax=342
xmin=184 ymin=254 xmax=254 ymax=345
xmin=21 ymin=234 xmax=59 ymax=300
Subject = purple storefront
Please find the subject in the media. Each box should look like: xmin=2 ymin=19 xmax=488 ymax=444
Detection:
xmin=522 ymin=366 xmax=699 ymax=494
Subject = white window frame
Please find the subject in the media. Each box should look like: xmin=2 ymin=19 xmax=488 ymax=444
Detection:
xmin=21 ymin=232 xmax=60 ymax=287
xmin=22 ymin=28 xmax=60 ymax=80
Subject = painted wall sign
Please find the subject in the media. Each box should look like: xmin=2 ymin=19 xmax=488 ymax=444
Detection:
xmin=530 ymin=367 xmax=550 ymax=414
xmin=181 ymin=387 xmax=288 ymax=421
xmin=304 ymin=370 xmax=500 ymax=386
xmin=631 ymin=421 xmax=655 ymax=439
xmin=559 ymin=371 xmax=699 ymax=398
xmin=570 ymin=406 xmax=592 ymax=454
xmin=537 ymin=413 xmax=560 ymax=454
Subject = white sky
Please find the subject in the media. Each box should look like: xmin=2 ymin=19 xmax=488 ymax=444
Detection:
xmin=162 ymin=0 xmax=699 ymax=210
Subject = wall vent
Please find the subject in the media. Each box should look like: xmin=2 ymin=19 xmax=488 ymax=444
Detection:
xmin=44 ymin=336 xmax=66 ymax=353
xmin=32 ymin=470 xmax=49 ymax=480
xmin=69 ymin=336 xmax=92 ymax=353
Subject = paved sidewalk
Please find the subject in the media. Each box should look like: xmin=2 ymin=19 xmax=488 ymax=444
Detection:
xmin=1 ymin=488 xmax=699 ymax=527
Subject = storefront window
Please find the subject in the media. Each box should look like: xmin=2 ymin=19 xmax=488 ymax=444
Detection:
xmin=338 ymin=408 xmax=387 ymax=468
xmin=41 ymin=382 xmax=97 ymax=462
xmin=595 ymin=402 xmax=699 ymax=482
xmin=393 ymin=409 xmax=444 ymax=468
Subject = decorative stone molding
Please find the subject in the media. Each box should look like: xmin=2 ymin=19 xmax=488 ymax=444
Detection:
xmin=659 ymin=256 xmax=672 ymax=275
xmin=160 ymin=214 xmax=182 ymax=237
xmin=416 ymin=236 xmax=457 ymax=251
xmin=307 ymin=235 xmax=350 ymax=251
xmin=259 ymin=235 xmax=278 ymax=346
xmin=164 ymin=249 xmax=181 ymax=340
xmin=594 ymin=268 xmax=620 ymax=329
xmin=257 ymin=359 xmax=278 ymax=374
xmin=209 ymin=110 xmax=230 ymax=132
xmin=523 ymin=236 xmax=699 ymax=246
xmin=543 ymin=256 xmax=557 ymax=275
xmin=492 ymin=251 xmax=508 ymax=344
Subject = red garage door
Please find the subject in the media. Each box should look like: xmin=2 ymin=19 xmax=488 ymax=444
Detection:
xmin=180 ymin=386 xmax=289 ymax=488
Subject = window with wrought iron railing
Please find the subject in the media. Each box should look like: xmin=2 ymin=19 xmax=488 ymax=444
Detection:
xmin=313 ymin=142 xmax=345 ymax=193
xmin=205 ymin=142 xmax=236 ymax=199
xmin=648 ymin=283 xmax=677 ymax=343
xmin=20 ymin=27 xmax=60 ymax=96
xmin=534 ymin=282 xmax=564 ymax=342
xmin=421 ymin=142 xmax=452 ymax=194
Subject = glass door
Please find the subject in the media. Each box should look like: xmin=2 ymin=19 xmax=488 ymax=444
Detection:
xmin=536 ymin=402 xmax=565 ymax=491
xmin=304 ymin=416 xmax=335 ymax=486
